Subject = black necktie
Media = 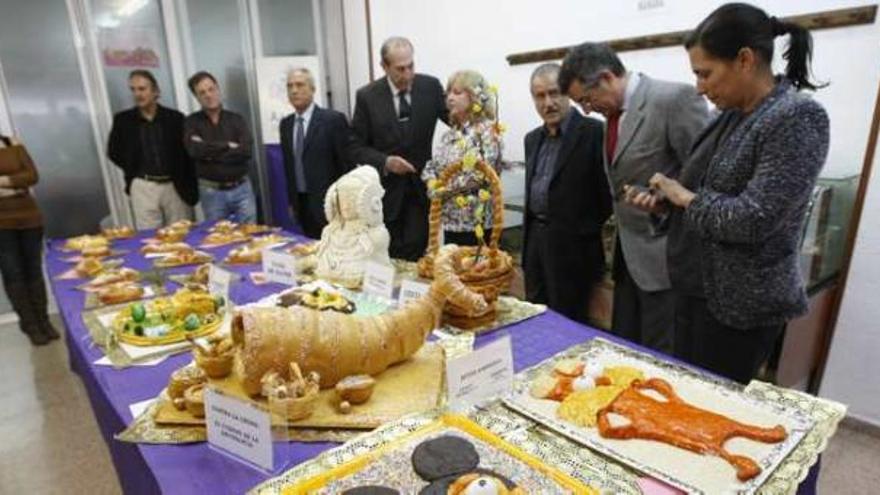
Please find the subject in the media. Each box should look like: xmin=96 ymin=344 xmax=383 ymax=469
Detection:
xmin=398 ymin=90 xmax=411 ymax=121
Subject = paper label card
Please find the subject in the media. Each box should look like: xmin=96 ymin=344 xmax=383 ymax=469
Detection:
xmin=208 ymin=264 xmax=232 ymax=303
xmin=262 ymin=248 xmax=298 ymax=286
xmin=398 ymin=279 xmax=430 ymax=305
xmin=205 ymin=388 xmax=273 ymax=471
xmin=445 ymin=335 xmax=514 ymax=410
xmin=362 ymin=260 xmax=395 ymax=300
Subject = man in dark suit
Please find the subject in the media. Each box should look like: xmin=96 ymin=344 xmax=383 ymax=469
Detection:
xmin=280 ymin=67 xmax=355 ymax=239
xmin=108 ymin=70 xmax=197 ymax=229
xmin=523 ymin=63 xmax=611 ymax=324
xmin=350 ymin=36 xmax=448 ymax=260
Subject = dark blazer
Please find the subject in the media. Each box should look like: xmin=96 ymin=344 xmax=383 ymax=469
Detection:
xmin=685 ymin=80 xmax=829 ymax=329
xmin=279 ymin=105 xmax=354 ymax=230
xmin=350 ymin=74 xmax=448 ymax=222
xmin=107 ymin=104 xmax=198 ymax=205
xmin=523 ymin=109 xmax=612 ymax=282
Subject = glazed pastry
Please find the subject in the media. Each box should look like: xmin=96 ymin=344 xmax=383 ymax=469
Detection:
xmin=154 ymin=249 xmax=213 ymax=268
xmin=184 ymin=384 xmax=206 ymax=417
xmin=597 ymin=378 xmax=788 ymax=481
xmin=64 ymin=234 xmax=109 ymax=252
xmin=208 ymin=220 xmax=238 ymax=233
xmin=224 ymin=245 xmax=262 ymax=265
xmin=85 ymin=267 xmax=139 ymax=289
xmin=102 ymin=225 xmax=135 ymax=239
xmin=156 ymin=226 xmax=188 ymax=242
xmin=82 ymin=244 xmax=112 ymax=258
xmin=238 ymin=223 xmax=273 ymax=235
xmin=74 ymin=257 xmax=104 ymax=278
xmin=97 ymin=283 xmax=145 ymax=305
xmin=141 ymin=241 xmax=192 ymax=254
xmin=168 ymin=366 xmax=207 ymax=408
xmin=234 ymin=244 xmax=488 ymax=393
xmin=114 ymin=285 xmax=224 ymax=346
xmin=202 ymin=229 xmax=250 ymax=247
xmin=193 ymin=337 xmax=235 ymax=378
xmin=288 ymin=240 xmax=318 ymax=257
xmin=335 ymin=374 xmax=376 ymax=404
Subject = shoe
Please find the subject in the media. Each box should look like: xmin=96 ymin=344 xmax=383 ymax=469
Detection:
xmin=4 ymin=281 xmax=50 ymax=346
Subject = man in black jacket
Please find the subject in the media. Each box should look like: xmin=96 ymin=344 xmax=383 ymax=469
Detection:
xmin=108 ymin=70 xmax=197 ymax=229
xmin=280 ymin=67 xmax=354 ymax=239
xmin=523 ymin=63 xmax=612 ymax=323
xmin=350 ymin=36 xmax=448 ymax=260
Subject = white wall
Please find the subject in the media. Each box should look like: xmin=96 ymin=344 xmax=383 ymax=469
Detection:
xmin=343 ymin=0 xmax=880 ymax=178
xmin=820 ymin=131 xmax=880 ymax=426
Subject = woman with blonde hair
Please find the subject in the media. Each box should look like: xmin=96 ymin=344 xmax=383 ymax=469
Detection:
xmin=422 ymin=70 xmax=503 ymax=246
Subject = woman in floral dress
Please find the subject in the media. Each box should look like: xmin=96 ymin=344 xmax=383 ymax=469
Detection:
xmin=422 ymin=70 xmax=504 ymax=246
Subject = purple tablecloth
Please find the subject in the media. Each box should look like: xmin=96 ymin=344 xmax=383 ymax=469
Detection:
xmin=46 ymin=226 xmax=819 ymax=494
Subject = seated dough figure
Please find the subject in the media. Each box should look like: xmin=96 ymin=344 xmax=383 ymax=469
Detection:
xmin=315 ymin=166 xmax=391 ymax=288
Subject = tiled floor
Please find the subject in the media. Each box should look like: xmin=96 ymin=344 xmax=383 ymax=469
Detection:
xmin=0 ymin=317 xmax=877 ymax=494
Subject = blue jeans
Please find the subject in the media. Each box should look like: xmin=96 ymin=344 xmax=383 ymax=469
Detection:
xmin=199 ymin=178 xmax=257 ymax=224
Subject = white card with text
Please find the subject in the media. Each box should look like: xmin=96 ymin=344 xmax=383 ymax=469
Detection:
xmin=262 ymin=248 xmax=298 ymax=286
xmin=205 ymin=388 xmax=273 ymax=471
xmin=398 ymin=279 xmax=430 ymax=305
xmin=445 ymin=335 xmax=514 ymax=410
xmin=208 ymin=264 xmax=232 ymax=302
xmin=362 ymin=260 xmax=395 ymax=300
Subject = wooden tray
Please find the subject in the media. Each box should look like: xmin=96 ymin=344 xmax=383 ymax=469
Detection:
xmin=155 ymin=343 xmax=445 ymax=429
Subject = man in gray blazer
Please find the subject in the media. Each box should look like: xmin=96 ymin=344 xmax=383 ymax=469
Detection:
xmin=559 ymin=42 xmax=708 ymax=353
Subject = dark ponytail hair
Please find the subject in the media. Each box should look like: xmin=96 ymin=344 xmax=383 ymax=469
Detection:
xmin=685 ymin=3 xmax=826 ymax=91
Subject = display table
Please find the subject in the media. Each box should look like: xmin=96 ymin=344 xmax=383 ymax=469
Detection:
xmin=46 ymin=226 xmax=821 ymax=494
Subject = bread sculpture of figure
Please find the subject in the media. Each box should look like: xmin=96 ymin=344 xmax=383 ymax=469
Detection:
xmin=313 ymin=166 xmax=392 ymax=288
xmin=232 ymin=244 xmax=489 ymax=394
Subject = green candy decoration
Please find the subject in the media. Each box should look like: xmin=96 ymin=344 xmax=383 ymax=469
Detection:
xmin=183 ymin=313 xmax=201 ymax=331
xmin=131 ymin=303 xmax=146 ymax=323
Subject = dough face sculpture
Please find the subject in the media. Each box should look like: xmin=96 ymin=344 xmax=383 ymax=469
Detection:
xmin=596 ymin=378 xmax=788 ymax=481
xmin=233 ymin=245 xmax=489 ymax=394
xmin=315 ymin=166 xmax=391 ymax=288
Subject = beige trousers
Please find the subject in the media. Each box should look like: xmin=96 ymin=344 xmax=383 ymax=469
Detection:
xmin=129 ymin=178 xmax=194 ymax=229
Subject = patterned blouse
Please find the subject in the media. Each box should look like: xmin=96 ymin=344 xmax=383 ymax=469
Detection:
xmin=421 ymin=120 xmax=503 ymax=233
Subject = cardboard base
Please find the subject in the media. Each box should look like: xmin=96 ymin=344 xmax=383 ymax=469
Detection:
xmin=154 ymin=343 xmax=445 ymax=429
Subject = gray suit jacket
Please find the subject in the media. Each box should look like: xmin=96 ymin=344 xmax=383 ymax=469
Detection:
xmin=607 ymin=74 xmax=708 ymax=292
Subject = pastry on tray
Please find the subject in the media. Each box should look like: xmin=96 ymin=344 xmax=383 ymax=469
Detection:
xmin=287 ymin=240 xmax=318 ymax=257
xmin=111 ymin=284 xmax=225 ymax=346
xmin=155 ymin=226 xmax=188 ymax=242
xmin=224 ymin=245 xmax=262 ymax=265
xmin=81 ymin=244 xmax=112 ymax=258
xmin=74 ymin=257 xmax=105 ymax=278
xmin=277 ymin=282 xmax=356 ymax=314
xmin=238 ymin=223 xmax=274 ymax=235
xmin=64 ymin=234 xmax=109 ymax=252
xmin=208 ymin=220 xmax=238 ymax=233
xmin=97 ymin=282 xmax=145 ymax=305
xmin=141 ymin=241 xmax=192 ymax=255
xmin=168 ymin=366 xmax=207 ymax=410
xmin=154 ymin=249 xmax=213 ymax=268
xmin=83 ymin=267 xmax=140 ymax=290
xmin=201 ymin=229 xmax=250 ymax=247
xmin=528 ymin=360 xmax=789 ymax=482
xmin=102 ymin=225 xmax=135 ymax=239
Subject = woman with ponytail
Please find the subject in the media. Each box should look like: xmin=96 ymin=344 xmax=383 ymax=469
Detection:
xmin=625 ymin=3 xmax=829 ymax=383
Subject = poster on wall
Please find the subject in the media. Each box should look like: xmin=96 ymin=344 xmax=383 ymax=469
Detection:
xmin=255 ymin=56 xmax=324 ymax=144
xmin=100 ymin=28 xmax=160 ymax=68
